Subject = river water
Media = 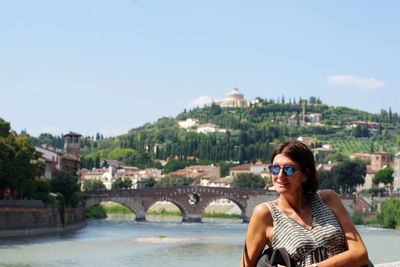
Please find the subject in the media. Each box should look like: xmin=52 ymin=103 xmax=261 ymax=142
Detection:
xmin=0 ymin=215 xmax=399 ymax=267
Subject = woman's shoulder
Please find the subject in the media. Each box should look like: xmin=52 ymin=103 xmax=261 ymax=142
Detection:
xmin=252 ymin=202 xmax=273 ymax=224
xmin=318 ymin=189 xmax=342 ymax=208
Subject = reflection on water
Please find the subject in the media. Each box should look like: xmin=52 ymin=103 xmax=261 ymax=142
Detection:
xmin=106 ymin=213 xmax=136 ymax=221
xmin=106 ymin=213 xmax=243 ymax=223
xmin=146 ymin=214 xmax=182 ymax=222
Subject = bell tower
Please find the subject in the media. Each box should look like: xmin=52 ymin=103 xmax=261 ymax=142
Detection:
xmin=64 ymin=131 xmax=81 ymax=159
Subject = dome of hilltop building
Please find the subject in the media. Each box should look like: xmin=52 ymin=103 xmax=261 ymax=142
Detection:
xmin=218 ymin=88 xmax=249 ymax=108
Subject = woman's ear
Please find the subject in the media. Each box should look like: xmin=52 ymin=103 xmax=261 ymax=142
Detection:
xmin=302 ymin=168 xmax=310 ymax=182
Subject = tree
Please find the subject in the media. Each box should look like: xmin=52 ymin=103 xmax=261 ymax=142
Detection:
xmin=33 ymin=179 xmax=54 ymax=204
xmin=0 ymin=120 xmax=37 ymax=199
xmin=50 ymin=170 xmax=80 ymax=207
xmin=95 ymin=153 xmax=100 ymax=168
xmin=0 ymin=117 xmax=10 ymax=137
xmin=231 ymin=173 xmax=265 ymax=189
xmin=155 ymin=175 xmax=194 ymax=187
xmin=330 ymin=160 xmax=366 ymax=193
xmin=111 ymin=178 xmax=132 ymax=189
xmin=163 ymin=160 xmax=190 ymax=174
xmin=318 ymin=169 xmax=340 ymax=193
xmin=377 ymin=198 xmax=400 ymax=228
xmin=137 ymin=177 xmax=156 ymax=188
xmin=373 ymin=167 xmax=394 ymax=187
xmin=83 ymin=180 xmax=106 ymax=191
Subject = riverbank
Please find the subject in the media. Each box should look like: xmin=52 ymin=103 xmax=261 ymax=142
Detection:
xmin=0 ymin=200 xmax=86 ymax=238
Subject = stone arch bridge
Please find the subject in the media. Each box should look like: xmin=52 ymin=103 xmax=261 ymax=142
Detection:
xmin=86 ymin=187 xmax=279 ymax=222
xmin=86 ymin=187 xmax=357 ymax=222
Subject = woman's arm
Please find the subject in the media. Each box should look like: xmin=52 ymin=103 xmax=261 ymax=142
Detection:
xmin=309 ymin=189 xmax=369 ymax=267
xmin=240 ymin=203 xmax=273 ymax=267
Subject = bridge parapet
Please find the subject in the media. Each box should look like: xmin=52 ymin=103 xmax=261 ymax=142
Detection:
xmin=86 ymin=187 xmax=278 ymax=222
xmin=86 ymin=188 xmax=358 ymax=221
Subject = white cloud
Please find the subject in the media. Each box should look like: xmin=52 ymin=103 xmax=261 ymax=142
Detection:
xmin=326 ymin=75 xmax=386 ymax=90
xmin=186 ymin=95 xmax=214 ymax=110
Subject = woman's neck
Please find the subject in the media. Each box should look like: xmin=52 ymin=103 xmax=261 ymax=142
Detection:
xmin=277 ymin=192 xmax=308 ymax=212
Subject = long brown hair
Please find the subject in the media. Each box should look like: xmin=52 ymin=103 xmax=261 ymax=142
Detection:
xmin=270 ymin=140 xmax=319 ymax=198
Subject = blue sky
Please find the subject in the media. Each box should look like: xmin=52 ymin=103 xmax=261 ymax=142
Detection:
xmin=1 ymin=1 xmax=399 ymax=137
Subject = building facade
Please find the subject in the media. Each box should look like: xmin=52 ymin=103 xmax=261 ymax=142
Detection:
xmin=393 ymin=152 xmax=400 ymax=193
xmin=217 ymin=88 xmax=249 ymax=108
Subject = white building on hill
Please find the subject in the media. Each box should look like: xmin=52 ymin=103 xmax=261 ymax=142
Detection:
xmin=217 ymin=88 xmax=249 ymax=108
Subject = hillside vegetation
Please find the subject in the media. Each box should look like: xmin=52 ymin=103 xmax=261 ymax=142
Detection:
xmin=29 ymin=97 xmax=400 ymax=169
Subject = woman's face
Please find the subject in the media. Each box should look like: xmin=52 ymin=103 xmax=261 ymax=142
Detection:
xmin=271 ymin=153 xmax=307 ymax=195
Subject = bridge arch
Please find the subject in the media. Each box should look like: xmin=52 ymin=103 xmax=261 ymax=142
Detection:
xmin=145 ymin=197 xmax=185 ymax=221
xmin=200 ymin=196 xmax=245 ymax=220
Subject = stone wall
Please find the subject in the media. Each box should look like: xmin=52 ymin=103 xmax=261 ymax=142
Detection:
xmin=0 ymin=200 xmax=85 ymax=238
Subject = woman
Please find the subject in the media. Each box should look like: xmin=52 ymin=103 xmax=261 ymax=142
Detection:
xmin=240 ymin=140 xmax=370 ymax=267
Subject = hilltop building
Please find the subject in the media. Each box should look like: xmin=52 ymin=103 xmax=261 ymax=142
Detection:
xmin=217 ymin=88 xmax=249 ymax=108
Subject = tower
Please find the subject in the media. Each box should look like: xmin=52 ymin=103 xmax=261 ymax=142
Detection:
xmin=64 ymin=132 xmax=81 ymax=160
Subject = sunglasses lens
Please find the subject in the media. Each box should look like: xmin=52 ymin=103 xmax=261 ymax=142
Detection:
xmin=268 ymin=165 xmax=280 ymax=175
xmin=284 ymin=166 xmax=294 ymax=176
xmin=269 ymin=165 xmax=298 ymax=176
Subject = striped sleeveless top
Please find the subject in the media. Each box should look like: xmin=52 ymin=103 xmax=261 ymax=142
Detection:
xmin=267 ymin=193 xmax=346 ymax=266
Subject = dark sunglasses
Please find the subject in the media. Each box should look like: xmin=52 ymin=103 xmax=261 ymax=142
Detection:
xmin=268 ymin=164 xmax=300 ymax=176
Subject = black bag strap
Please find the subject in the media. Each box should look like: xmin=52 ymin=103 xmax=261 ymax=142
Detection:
xmin=242 ymin=240 xmax=247 ymax=267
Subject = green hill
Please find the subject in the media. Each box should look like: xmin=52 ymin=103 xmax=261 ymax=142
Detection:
xmin=30 ymin=97 xmax=400 ymax=170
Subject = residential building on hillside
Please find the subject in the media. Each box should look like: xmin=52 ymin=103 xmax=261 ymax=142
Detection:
xmin=308 ymin=113 xmax=322 ymax=124
xmin=346 ymin=121 xmax=380 ymax=130
xmin=316 ymin=162 xmax=339 ymax=172
xmin=216 ymin=88 xmax=249 ymax=108
xmin=120 ymin=168 xmax=161 ymax=188
xmin=197 ymin=123 xmax=227 ymax=134
xmin=229 ymin=164 xmax=252 ymax=178
xmin=297 ymin=136 xmax=314 ymax=147
xmin=209 ymin=177 xmax=232 ymax=188
xmin=82 ymin=165 xmax=162 ymax=190
xmin=170 ymin=165 xmax=220 ymax=186
xmin=393 ymin=152 xmax=400 ymax=193
xmin=178 ymin=118 xmax=199 ymax=129
xmin=34 ymin=147 xmax=59 ymax=179
xmin=312 ymin=145 xmax=333 ymax=162
xmin=229 ymin=162 xmax=272 ymax=189
xmin=282 ymin=113 xmax=298 ymax=126
xmin=371 ymin=152 xmax=390 ymax=171
xmin=105 ymin=160 xmax=126 ymax=168
xmin=356 ymin=151 xmax=390 ymax=192
xmin=250 ymin=162 xmax=270 ymax=175
xmin=81 ymin=167 xmax=116 ymax=190
xmin=117 ymin=166 xmax=140 ymax=175
xmin=349 ymin=153 xmax=372 ymax=162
